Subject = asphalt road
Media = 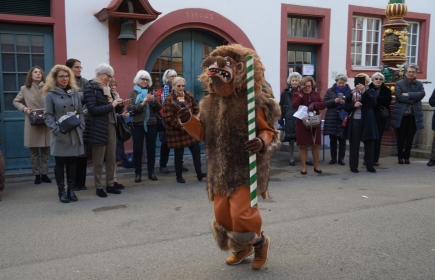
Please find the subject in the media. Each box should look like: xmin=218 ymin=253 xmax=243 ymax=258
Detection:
xmin=1 ymin=151 xmax=434 ymax=280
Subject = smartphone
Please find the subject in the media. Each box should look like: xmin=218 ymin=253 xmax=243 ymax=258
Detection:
xmin=337 ymin=93 xmax=344 ymax=100
xmin=354 ymin=76 xmax=366 ymax=87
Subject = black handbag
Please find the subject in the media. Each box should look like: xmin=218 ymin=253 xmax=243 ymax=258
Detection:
xmin=57 ymin=94 xmax=80 ymax=134
xmin=156 ymin=112 xmax=166 ymax=132
xmin=58 ymin=114 xmax=80 ymax=134
xmin=28 ymin=109 xmax=46 ymax=126
xmin=116 ymin=119 xmax=132 ymax=142
xmin=380 ymin=107 xmax=390 ymax=119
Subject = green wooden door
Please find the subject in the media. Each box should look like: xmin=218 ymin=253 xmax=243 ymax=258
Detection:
xmin=146 ymin=29 xmax=222 ymax=100
xmin=0 ymin=23 xmax=54 ymax=169
xmin=146 ymin=30 xmax=222 ymax=155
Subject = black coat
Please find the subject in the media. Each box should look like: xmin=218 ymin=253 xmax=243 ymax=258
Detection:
xmin=279 ymin=86 xmax=297 ymax=141
xmin=390 ymin=78 xmax=425 ymax=130
xmin=429 ymin=89 xmax=435 ymax=131
xmin=83 ymin=81 xmax=115 ymax=146
xmin=369 ymin=82 xmax=392 ymax=119
xmin=323 ymin=84 xmax=351 ymax=136
xmin=343 ymin=88 xmax=379 ymax=142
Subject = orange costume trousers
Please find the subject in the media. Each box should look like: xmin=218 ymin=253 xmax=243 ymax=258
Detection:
xmin=214 ymin=186 xmax=262 ymax=236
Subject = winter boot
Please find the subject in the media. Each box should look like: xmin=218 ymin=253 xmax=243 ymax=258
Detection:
xmin=66 ymin=165 xmax=78 ymax=202
xmin=252 ymin=235 xmax=270 ymax=270
xmin=54 ymin=166 xmax=69 ymax=203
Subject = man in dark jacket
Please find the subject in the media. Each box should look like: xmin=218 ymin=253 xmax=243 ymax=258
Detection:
xmin=427 ymin=89 xmax=435 ymax=166
xmin=390 ymin=63 xmax=425 ymax=164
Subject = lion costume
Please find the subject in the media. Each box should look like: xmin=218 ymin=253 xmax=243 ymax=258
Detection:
xmin=180 ymin=44 xmax=280 ymax=269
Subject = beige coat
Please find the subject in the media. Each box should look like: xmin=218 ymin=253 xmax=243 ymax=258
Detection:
xmin=13 ymin=83 xmax=51 ymax=147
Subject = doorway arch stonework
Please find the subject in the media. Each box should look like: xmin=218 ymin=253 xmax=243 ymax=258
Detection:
xmin=137 ymin=8 xmax=254 ymax=69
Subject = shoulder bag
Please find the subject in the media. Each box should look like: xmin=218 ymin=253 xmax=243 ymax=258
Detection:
xmin=116 ymin=118 xmax=132 ymax=142
xmin=302 ymin=114 xmax=322 ymax=129
xmin=28 ymin=108 xmax=46 ymax=126
xmin=156 ymin=111 xmax=166 ymax=132
xmin=57 ymin=94 xmax=81 ymax=134
xmin=380 ymin=107 xmax=390 ymax=119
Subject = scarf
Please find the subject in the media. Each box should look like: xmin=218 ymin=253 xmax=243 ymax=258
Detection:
xmin=134 ymin=85 xmax=150 ymax=132
xmin=92 ymin=77 xmax=112 ymax=103
xmin=351 ymin=85 xmax=368 ymax=103
xmin=334 ymin=83 xmax=349 ymax=110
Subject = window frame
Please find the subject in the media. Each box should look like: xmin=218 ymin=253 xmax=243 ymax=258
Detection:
xmin=346 ymin=5 xmax=430 ymax=79
xmin=406 ymin=21 xmax=420 ymax=65
xmin=351 ymin=16 xmax=382 ymax=69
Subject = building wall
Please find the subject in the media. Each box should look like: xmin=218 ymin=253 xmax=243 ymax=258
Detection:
xmin=64 ymin=0 xmax=435 ymax=99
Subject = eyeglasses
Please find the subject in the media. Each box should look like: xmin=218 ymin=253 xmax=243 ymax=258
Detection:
xmin=407 ymin=71 xmax=416 ymax=74
xmin=176 ymin=85 xmax=185 ymax=88
xmin=374 ymin=78 xmax=384 ymax=81
xmin=105 ymin=74 xmax=113 ymax=79
xmin=57 ymin=75 xmax=69 ymax=79
xmin=140 ymin=78 xmax=149 ymax=82
xmin=73 ymin=66 xmax=83 ymax=70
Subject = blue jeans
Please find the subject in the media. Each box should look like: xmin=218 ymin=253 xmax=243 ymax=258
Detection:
xmin=132 ymin=124 xmax=158 ymax=174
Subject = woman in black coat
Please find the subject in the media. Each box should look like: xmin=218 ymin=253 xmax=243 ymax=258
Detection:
xmin=323 ymin=74 xmax=351 ymax=165
xmin=368 ymin=73 xmax=392 ymax=166
xmin=343 ymin=73 xmax=378 ymax=173
xmin=83 ymin=63 xmax=124 ymax=197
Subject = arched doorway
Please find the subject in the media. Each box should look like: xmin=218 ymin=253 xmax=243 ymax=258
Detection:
xmin=145 ymin=29 xmax=223 ymax=101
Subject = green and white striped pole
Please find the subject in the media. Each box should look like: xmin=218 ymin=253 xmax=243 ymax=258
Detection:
xmin=246 ymin=55 xmax=257 ymax=208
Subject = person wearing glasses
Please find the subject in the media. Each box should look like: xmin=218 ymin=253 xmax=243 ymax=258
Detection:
xmin=66 ymin=58 xmax=89 ymax=191
xmin=163 ymin=77 xmax=206 ymax=183
xmin=368 ymin=73 xmax=392 ymax=166
xmin=13 ymin=66 xmax=52 ymax=185
xmin=323 ymin=74 xmax=351 ymax=166
xmin=343 ymin=73 xmax=378 ymax=173
xmin=158 ymin=69 xmax=189 ymax=174
xmin=83 ymin=63 xmax=123 ymax=197
xmin=42 ymin=65 xmax=85 ymax=203
xmin=391 ymin=63 xmax=425 ymax=164
xmin=127 ymin=70 xmax=162 ymax=183
xmin=292 ymin=76 xmax=326 ymax=175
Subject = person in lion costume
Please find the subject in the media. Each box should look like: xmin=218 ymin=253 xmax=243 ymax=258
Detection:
xmin=177 ymin=44 xmax=280 ymax=269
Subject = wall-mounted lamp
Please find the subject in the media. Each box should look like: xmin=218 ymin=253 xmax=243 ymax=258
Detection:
xmin=117 ymin=21 xmax=136 ymax=55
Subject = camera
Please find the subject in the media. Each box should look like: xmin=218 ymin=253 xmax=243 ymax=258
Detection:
xmin=128 ymin=110 xmax=134 ymax=116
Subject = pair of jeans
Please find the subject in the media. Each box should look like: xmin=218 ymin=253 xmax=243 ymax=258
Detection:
xmin=132 ymin=124 xmax=158 ymax=175
xmin=173 ymin=143 xmax=202 ymax=178
xmin=329 ymin=135 xmax=346 ymax=161
xmin=396 ymin=115 xmax=417 ymax=160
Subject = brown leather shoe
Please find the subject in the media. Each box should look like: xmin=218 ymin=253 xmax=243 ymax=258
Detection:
xmin=252 ymin=235 xmax=270 ymax=270
xmin=225 ymin=246 xmax=254 ymax=265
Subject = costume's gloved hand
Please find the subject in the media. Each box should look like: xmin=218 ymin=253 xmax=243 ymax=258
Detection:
xmin=246 ymin=137 xmax=264 ymax=153
xmin=308 ymin=103 xmax=315 ymax=111
xmin=278 ymin=118 xmax=284 ymax=126
xmin=177 ymin=105 xmax=191 ymax=123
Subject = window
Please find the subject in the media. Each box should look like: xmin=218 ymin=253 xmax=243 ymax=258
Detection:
xmin=150 ymin=42 xmax=183 ymax=89
xmin=0 ymin=33 xmax=46 ymax=111
xmin=287 ymin=17 xmax=317 ymax=38
xmin=0 ymin=0 xmax=51 ymax=17
xmin=351 ymin=16 xmax=381 ymax=67
xmin=406 ymin=21 xmax=419 ymax=64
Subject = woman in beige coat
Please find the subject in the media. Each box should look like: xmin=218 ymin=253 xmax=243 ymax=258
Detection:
xmin=13 ymin=66 xmax=52 ymax=184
